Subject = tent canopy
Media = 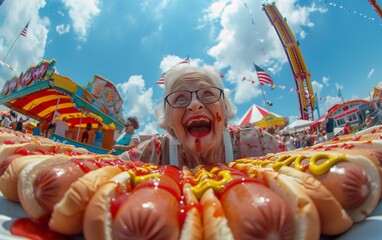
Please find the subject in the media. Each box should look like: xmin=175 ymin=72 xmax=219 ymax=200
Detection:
xmin=0 ymin=59 xmax=125 ymax=130
xmin=237 ymin=104 xmax=284 ymax=127
xmin=279 ymin=119 xmax=314 ymax=134
xmin=310 ymin=115 xmax=326 ymax=129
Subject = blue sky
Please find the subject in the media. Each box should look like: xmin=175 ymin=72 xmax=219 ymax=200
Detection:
xmin=1 ymin=0 xmax=382 ymax=134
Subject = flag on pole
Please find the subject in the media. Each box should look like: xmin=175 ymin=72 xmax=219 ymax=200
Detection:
xmin=156 ymin=57 xmax=190 ymax=84
xmin=20 ymin=22 xmax=30 ymax=37
xmin=254 ymin=64 xmax=274 ymax=86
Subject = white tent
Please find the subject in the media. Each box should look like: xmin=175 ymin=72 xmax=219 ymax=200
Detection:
xmin=279 ymin=119 xmax=314 ymax=134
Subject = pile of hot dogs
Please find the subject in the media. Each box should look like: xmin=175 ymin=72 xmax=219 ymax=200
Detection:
xmin=0 ymin=126 xmax=382 ymax=240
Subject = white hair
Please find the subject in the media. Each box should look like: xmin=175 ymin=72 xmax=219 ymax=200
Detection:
xmin=155 ymin=64 xmax=236 ymax=132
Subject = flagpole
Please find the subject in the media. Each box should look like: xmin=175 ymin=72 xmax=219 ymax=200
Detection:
xmin=314 ymin=92 xmax=321 ymax=118
xmin=1 ymin=21 xmax=29 ymax=70
xmin=260 ymin=84 xmax=270 ymax=112
xmin=2 ymin=34 xmax=22 ymax=63
xmin=338 ymin=88 xmax=345 ymax=103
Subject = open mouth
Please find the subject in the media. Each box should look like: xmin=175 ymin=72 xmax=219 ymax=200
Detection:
xmin=185 ymin=117 xmax=212 ymax=137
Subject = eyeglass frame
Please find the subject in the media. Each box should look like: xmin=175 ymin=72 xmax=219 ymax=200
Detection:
xmin=164 ymin=86 xmax=224 ymax=109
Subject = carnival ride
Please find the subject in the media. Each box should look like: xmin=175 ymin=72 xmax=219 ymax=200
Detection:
xmin=369 ymin=0 xmax=382 ymax=19
xmin=0 ymin=58 xmax=125 ymax=152
xmin=262 ymin=3 xmax=316 ymax=121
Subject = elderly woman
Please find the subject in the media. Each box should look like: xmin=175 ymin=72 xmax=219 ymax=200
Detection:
xmin=120 ymin=65 xmax=286 ymax=168
xmin=110 ymin=116 xmax=140 ymax=155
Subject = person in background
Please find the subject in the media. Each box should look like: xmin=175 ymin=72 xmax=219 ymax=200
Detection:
xmin=82 ymin=123 xmax=92 ymax=143
xmin=119 ymin=64 xmax=286 ymax=168
xmin=363 ymin=110 xmax=373 ymax=129
xmin=54 ymin=116 xmax=69 ymax=138
xmin=301 ymin=135 xmax=312 ymax=148
xmin=324 ymin=115 xmax=334 ymax=140
xmin=294 ymin=133 xmax=301 ymax=149
xmin=15 ymin=116 xmax=30 ymax=132
xmin=32 ymin=122 xmax=41 ymax=136
xmin=283 ymin=133 xmax=296 ymax=150
xmin=343 ymin=120 xmax=351 ymax=135
xmin=93 ymin=124 xmax=104 ymax=148
xmin=110 ymin=116 xmax=140 ymax=155
xmin=314 ymin=133 xmax=327 ymax=144
xmin=1 ymin=114 xmax=11 ymax=128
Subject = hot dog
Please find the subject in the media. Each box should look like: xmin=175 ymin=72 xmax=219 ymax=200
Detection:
xmin=49 ymin=165 xmax=125 ymax=234
xmin=84 ymin=164 xmax=205 ymax=240
xmin=17 ymin=154 xmax=123 ymax=222
xmin=231 ymin=161 xmax=353 ymax=236
xmin=0 ymin=143 xmax=89 ymax=202
xmin=0 ymin=143 xmax=89 ymax=177
xmin=191 ymin=163 xmax=306 ymax=240
xmin=242 ymin=150 xmax=381 ymax=223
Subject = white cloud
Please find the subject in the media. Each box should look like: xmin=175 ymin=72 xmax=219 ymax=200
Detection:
xmin=61 ymin=0 xmax=101 ymax=41
xmin=203 ymin=0 xmax=322 ymax=107
xmin=117 ymin=75 xmax=156 ymax=134
xmin=311 ymin=80 xmax=323 ymax=96
xmin=335 ymin=83 xmax=343 ymax=90
xmin=0 ymin=0 xmax=50 ymax=83
xmin=322 ymin=76 xmax=329 ymax=87
xmin=56 ymin=24 xmax=70 ymax=35
xmin=367 ymin=68 xmax=374 ymax=79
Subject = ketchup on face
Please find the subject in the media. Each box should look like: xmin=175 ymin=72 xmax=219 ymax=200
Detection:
xmin=11 ymin=218 xmax=80 ymax=240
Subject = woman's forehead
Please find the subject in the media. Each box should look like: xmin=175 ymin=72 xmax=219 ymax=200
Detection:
xmin=171 ymin=74 xmax=213 ymax=91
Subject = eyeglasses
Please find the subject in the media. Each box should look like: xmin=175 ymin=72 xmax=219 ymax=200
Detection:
xmin=125 ymin=124 xmax=132 ymax=127
xmin=165 ymin=87 xmax=224 ymax=109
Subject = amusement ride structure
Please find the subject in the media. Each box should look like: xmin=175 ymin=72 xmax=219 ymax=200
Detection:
xmin=262 ymin=3 xmax=316 ymax=120
xmin=369 ymin=0 xmax=382 ymax=19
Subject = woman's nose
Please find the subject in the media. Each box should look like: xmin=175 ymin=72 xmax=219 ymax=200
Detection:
xmin=187 ymin=93 xmax=204 ymax=111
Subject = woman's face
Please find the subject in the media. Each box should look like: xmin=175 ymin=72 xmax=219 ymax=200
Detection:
xmin=165 ymin=75 xmax=226 ymax=153
xmin=124 ymin=120 xmax=135 ymax=134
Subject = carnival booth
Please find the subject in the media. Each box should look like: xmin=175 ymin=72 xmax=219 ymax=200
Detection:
xmin=327 ymin=99 xmax=380 ymax=132
xmin=0 ymin=59 xmax=125 ymax=153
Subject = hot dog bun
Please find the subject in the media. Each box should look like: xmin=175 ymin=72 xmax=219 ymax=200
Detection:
xmin=200 ymin=188 xmax=234 ymax=240
xmin=83 ymin=170 xmax=133 ymax=240
xmin=49 ymin=165 xmax=124 ymax=234
xmin=17 ymin=155 xmax=72 ymax=221
xmin=179 ymin=183 xmax=203 ymax=240
xmin=0 ymin=154 xmax=57 ymax=202
xmin=263 ymin=150 xmax=381 ymax=222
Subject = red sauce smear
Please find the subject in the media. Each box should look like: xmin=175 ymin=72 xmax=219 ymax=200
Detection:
xmin=215 ymin=112 xmax=222 ymax=122
xmin=179 ymin=199 xmax=203 ymax=227
xmin=110 ymin=192 xmax=131 ymax=219
xmin=11 ymin=218 xmax=79 ymax=240
xmin=220 ymin=177 xmax=264 ymax=198
xmin=195 ymin=138 xmax=201 ymax=152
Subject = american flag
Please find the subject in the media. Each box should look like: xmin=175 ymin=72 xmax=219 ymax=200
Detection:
xmin=156 ymin=57 xmax=190 ymax=84
xmin=20 ymin=22 xmax=29 ymax=37
xmin=254 ymin=64 xmax=274 ymax=86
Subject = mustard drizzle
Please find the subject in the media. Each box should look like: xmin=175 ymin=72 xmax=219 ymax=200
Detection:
xmin=234 ymin=153 xmax=348 ymax=176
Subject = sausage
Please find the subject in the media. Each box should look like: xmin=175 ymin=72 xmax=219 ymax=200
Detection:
xmin=242 ymin=150 xmax=381 ymax=222
xmin=220 ymin=179 xmax=295 ymax=240
xmin=33 ymin=157 xmax=124 ymax=213
xmin=307 ymin=160 xmax=370 ymax=210
xmin=112 ymin=167 xmax=182 ymax=240
xmin=194 ymin=163 xmax=299 ymax=239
